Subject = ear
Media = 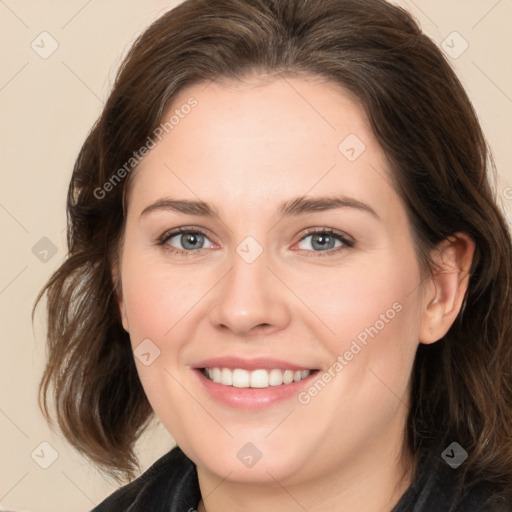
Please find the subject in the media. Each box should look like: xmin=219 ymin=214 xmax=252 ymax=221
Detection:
xmin=419 ymin=233 xmax=475 ymax=344
xmin=111 ymin=260 xmax=130 ymax=333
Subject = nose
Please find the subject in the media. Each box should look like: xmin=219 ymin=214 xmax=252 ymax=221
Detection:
xmin=208 ymin=245 xmax=291 ymax=337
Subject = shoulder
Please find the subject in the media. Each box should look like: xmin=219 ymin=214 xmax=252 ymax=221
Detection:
xmin=454 ymin=481 xmax=511 ymax=512
xmin=393 ymin=452 xmax=511 ymax=512
xmin=91 ymin=446 xmax=201 ymax=512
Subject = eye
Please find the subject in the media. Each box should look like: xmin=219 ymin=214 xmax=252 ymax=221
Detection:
xmin=158 ymin=228 xmax=214 ymax=255
xmin=295 ymin=229 xmax=354 ymax=255
xmin=157 ymin=227 xmax=354 ymax=257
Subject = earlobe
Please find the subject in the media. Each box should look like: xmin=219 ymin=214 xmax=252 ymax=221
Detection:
xmin=120 ymin=302 xmax=130 ymax=332
xmin=111 ymin=262 xmax=130 ymax=333
xmin=419 ymin=233 xmax=475 ymax=345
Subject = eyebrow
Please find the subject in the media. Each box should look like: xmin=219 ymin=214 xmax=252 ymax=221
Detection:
xmin=278 ymin=195 xmax=379 ymax=219
xmin=139 ymin=195 xmax=379 ymax=220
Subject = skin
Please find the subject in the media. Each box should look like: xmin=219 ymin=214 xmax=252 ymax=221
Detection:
xmin=116 ymin=75 xmax=474 ymax=512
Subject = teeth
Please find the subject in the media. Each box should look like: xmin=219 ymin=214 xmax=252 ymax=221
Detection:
xmin=232 ymin=368 xmax=250 ymax=388
xmin=204 ymin=367 xmax=311 ymax=388
xmin=283 ymin=370 xmax=294 ymax=384
xmin=268 ymin=368 xmax=283 ymax=386
xmin=250 ymin=369 xmax=268 ymax=388
xmin=221 ymin=368 xmax=233 ymax=386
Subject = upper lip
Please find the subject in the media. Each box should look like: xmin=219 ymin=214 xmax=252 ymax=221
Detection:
xmin=191 ymin=356 xmax=317 ymax=372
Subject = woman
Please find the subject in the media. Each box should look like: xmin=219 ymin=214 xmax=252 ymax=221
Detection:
xmin=35 ymin=0 xmax=512 ymax=510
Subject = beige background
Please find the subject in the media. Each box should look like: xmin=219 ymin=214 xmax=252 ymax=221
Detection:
xmin=1 ymin=1 xmax=511 ymax=510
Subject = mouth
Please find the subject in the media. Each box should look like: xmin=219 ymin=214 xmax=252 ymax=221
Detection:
xmin=201 ymin=367 xmax=314 ymax=388
xmin=192 ymin=357 xmax=320 ymax=409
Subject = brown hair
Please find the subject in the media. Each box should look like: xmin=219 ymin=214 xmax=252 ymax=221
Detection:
xmin=35 ymin=0 xmax=512 ymax=499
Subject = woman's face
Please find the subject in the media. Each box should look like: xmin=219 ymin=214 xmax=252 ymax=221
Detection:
xmin=118 ymin=76 xmax=427 ymax=487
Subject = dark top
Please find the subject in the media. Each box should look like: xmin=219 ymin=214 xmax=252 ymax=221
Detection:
xmin=92 ymin=446 xmax=510 ymax=511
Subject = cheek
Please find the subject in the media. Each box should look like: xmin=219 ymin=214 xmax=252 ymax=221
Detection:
xmin=298 ymin=255 xmax=421 ymax=355
xmin=298 ymin=251 xmax=423 ymax=420
xmin=121 ymin=253 xmax=206 ymax=343
xmin=319 ymin=260 xmax=422 ymax=403
xmin=119 ymin=252 xmax=202 ymax=425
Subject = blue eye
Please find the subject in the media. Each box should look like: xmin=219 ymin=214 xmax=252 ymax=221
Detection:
xmin=159 ymin=229 xmax=214 ymax=254
xmin=157 ymin=227 xmax=354 ymax=257
xmin=295 ymin=229 xmax=354 ymax=256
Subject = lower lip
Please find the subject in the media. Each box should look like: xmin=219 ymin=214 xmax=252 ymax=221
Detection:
xmin=194 ymin=369 xmax=317 ymax=410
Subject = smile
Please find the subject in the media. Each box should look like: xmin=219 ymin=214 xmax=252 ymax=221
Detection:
xmin=202 ymin=367 xmax=312 ymax=388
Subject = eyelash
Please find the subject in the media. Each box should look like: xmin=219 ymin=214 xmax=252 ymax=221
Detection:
xmin=156 ymin=226 xmax=355 ymax=258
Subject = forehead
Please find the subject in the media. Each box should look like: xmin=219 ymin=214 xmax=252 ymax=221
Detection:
xmin=127 ymin=75 xmax=400 ymax=224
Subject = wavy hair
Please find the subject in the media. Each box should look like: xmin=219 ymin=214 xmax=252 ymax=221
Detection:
xmin=35 ymin=0 xmax=512 ymax=500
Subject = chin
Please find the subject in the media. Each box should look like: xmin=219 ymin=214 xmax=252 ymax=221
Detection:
xmin=178 ymin=430 xmax=317 ymax=486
